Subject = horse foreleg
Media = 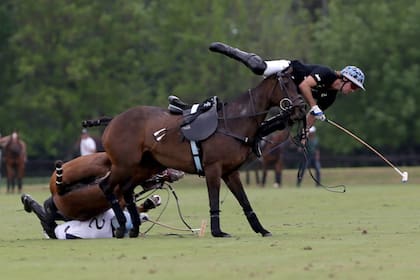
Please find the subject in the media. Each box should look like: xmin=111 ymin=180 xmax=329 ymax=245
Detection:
xmin=245 ymin=170 xmax=250 ymax=185
xmin=6 ymin=178 xmax=11 ymax=193
xmin=255 ymin=169 xmax=260 ymax=185
xmin=17 ymin=178 xmax=23 ymax=193
xmin=205 ymin=166 xmax=230 ymax=237
xmin=123 ymin=191 xmax=140 ymax=238
xmin=261 ymin=168 xmax=267 ymax=187
xmin=99 ymin=176 xmax=127 ymax=238
xmin=223 ymin=171 xmax=272 ymax=237
xmin=17 ymin=162 xmax=24 ymax=193
xmin=6 ymin=165 xmax=13 ymax=193
xmin=274 ymin=160 xmax=283 ymax=186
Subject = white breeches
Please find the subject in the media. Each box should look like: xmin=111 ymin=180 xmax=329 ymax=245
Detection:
xmin=263 ymin=60 xmax=291 ymax=76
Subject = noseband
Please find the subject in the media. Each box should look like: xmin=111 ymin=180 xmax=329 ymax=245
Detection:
xmin=275 ymin=71 xmax=306 ymax=115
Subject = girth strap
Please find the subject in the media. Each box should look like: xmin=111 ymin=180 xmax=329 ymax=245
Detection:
xmin=217 ymin=129 xmax=251 ymax=145
xmin=190 ymin=141 xmax=204 ymax=176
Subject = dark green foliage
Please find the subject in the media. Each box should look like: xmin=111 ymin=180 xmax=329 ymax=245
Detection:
xmin=0 ymin=0 xmax=418 ymax=158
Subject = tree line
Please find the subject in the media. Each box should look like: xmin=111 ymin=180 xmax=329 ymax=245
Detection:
xmin=0 ymin=0 xmax=419 ymax=161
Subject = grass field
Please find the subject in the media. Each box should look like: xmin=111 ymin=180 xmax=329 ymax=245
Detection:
xmin=1 ymin=166 xmax=419 ymax=280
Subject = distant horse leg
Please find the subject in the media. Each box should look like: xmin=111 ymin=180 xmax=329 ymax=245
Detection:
xmin=274 ymin=160 xmax=282 ymax=187
xmin=17 ymin=178 xmax=22 ymax=193
xmin=6 ymin=177 xmax=11 ymax=193
xmin=99 ymin=175 xmax=127 ymax=238
xmin=205 ymin=166 xmax=230 ymax=237
xmin=245 ymin=170 xmax=250 ymax=185
xmin=254 ymin=169 xmax=260 ymax=185
xmin=6 ymin=165 xmax=14 ymax=193
xmin=261 ymin=167 xmax=267 ymax=187
xmin=245 ymin=169 xmax=260 ymax=185
xmin=223 ymin=171 xmax=271 ymax=237
xmin=274 ymin=171 xmax=282 ymax=185
xmin=17 ymin=161 xmax=24 ymax=193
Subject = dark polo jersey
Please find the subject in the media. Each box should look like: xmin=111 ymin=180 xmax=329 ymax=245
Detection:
xmin=290 ymin=60 xmax=338 ymax=111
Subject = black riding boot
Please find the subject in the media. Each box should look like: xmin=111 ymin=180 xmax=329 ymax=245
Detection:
xmin=209 ymin=42 xmax=267 ymax=75
xmin=21 ymin=194 xmax=57 ymax=239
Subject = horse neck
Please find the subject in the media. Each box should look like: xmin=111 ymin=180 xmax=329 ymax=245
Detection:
xmin=5 ymin=137 xmax=23 ymax=153
xmin=223 ymin=77 xmax=279 ymax=134
xmin=0 ymin=136 xmax=11 ymax=148
xmin=7 ymin=136 xmax=18 ymax=145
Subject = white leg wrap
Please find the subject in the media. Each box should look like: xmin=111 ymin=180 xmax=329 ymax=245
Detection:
xmin=263 ymin=60 xmax=291 ymax=76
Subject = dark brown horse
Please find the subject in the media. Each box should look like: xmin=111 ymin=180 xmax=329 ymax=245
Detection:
xmin=259 ymin=130 xmax=290 ymax=188
xmin=98 ymin=70 xmax=306 ymax=238
xmin=2 ymin=132 xmax=26 ymax=193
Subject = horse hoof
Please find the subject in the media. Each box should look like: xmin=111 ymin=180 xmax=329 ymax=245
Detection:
xmin=115 ymin=228 xmax=125 ymax=238
xmin=211 ymin=231 xmax=232 ymax=238
xmin=261 ymin=230 xmax=272 ymax=237
xmin=129 ymin=228 xmax=139 ymax=238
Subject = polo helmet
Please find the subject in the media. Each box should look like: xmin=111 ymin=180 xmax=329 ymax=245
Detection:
xmin=341 ymin=66 xmax=365 ymax=90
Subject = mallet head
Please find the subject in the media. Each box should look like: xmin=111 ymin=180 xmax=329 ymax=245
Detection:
xmin=402 ymin=171 xmax=408 ymax=183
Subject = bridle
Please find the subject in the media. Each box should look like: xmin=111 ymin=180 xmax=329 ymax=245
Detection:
xmin=274 ymin=71 xmax=306 ymax=115
xmin=219 ymin=71 xmax=305 ymax=121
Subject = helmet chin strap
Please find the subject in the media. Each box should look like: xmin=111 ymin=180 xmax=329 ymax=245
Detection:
xmin=339 ymin=77 xmax=349 ymax=92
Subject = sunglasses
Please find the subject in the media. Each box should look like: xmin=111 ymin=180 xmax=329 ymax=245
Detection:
xmin=349 ymin=82 xmax=359 ymax=90
xmin=343 ymin=77 xmax=360 ymax=90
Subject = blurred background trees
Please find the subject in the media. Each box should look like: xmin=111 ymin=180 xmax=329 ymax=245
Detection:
xmin=0 ymin=0 xmax=418 ymax=164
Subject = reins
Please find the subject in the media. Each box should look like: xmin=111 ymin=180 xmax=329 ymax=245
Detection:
xmin=291 ymin=136 xmax=346 ymax=193
xmin=216 ymin=73 xmax=304 ymax=148
xmin=218 ymin=73 xmax=296 ymax=121
xmin=134 ymin=182 xmax=199 ymax=234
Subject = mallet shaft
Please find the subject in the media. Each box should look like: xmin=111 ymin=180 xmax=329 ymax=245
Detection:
xmin=326 ymin=119 xmax=404 ymax=177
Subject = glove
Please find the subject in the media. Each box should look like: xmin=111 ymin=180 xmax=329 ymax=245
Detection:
xmin=309 ymin=105 xmax=326 ymax=121
xmin=140 ymin=213 xmax=149 ymax=222
xmin=142 ymin=195 xmax=162 ymax=210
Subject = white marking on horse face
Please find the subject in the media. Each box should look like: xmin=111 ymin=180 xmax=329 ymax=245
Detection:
xmin=12 ymin=132 xmax=18 ymax=139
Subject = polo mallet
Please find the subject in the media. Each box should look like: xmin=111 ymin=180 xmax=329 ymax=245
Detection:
xmin=325 ymin=119 xmax=408 ymax=183
xmin=142 ymin=217 xmax=207 ymax=237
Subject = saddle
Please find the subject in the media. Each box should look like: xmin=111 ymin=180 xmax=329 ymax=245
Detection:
xmin=168 ymin=95 xmax=219 ymax=142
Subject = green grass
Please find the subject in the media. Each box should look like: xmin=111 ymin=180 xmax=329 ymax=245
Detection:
xmin=1 ymin=167 xmax=419 ymax=280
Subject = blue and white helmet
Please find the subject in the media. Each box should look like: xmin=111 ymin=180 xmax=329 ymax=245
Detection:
xmin=341 ymin=66 xmax=365 ymax=90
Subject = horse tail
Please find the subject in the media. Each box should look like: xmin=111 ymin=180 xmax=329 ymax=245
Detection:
xmin=81 ymin=117 xmax=113 ymax=128
xmin=55 ymin=160 xmax=65 ymax=195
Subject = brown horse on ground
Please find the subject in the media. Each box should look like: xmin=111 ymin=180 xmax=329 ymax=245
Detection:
xmin=45 ymin=152 xmax=180 ymax=221
xmin=1 ymin=132 xmax=26 ymax=193
xmin=49 ymin=153 xmax=113 ymax=220
xmin=259 ymin=130 xmax=290 ymax=188
xmin=98 ymin=69 xmax=306 ymax=238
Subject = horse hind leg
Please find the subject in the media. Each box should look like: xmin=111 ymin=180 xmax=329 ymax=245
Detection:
xmin=223 ymin=171 xmax=272 ymax=237
xmin=98 ymin=174 xmax=127 ymax=238
xmin=123 ymin=190 xmax=140 ymax=238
